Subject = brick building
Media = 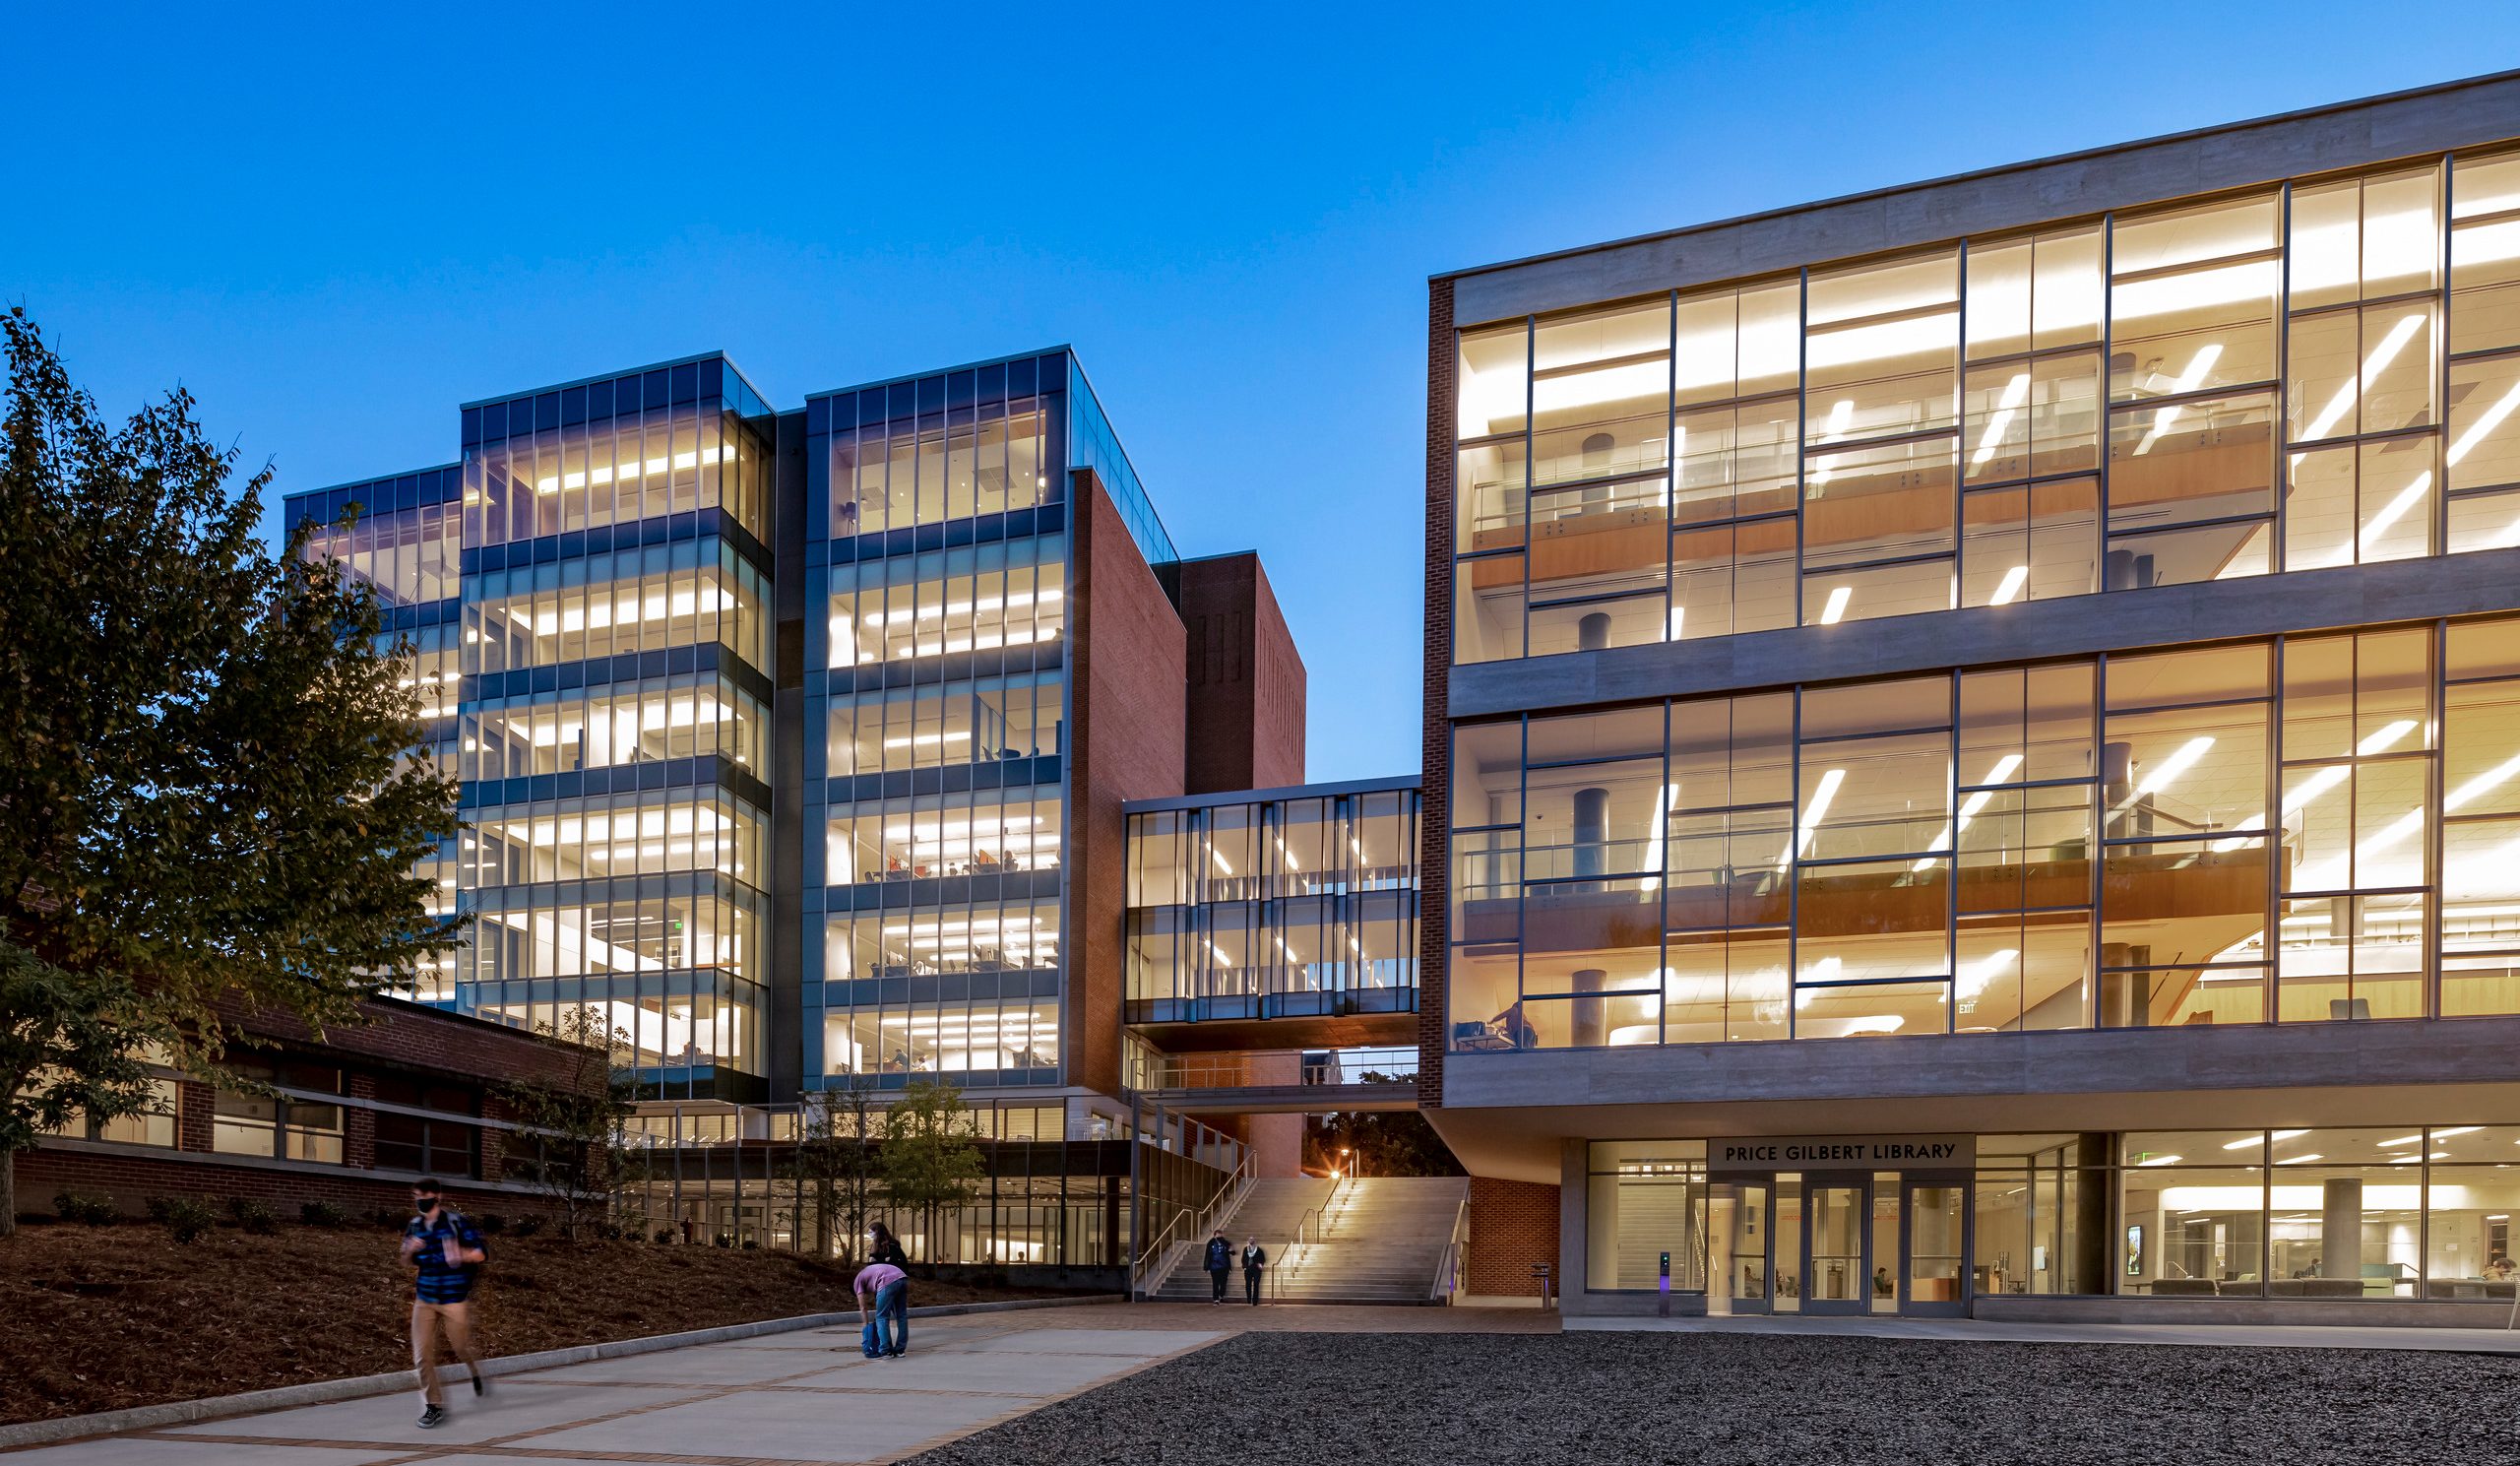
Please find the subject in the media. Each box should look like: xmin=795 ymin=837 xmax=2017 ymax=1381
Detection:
xmin=23 ymin=993 xmax=589 ymax=1222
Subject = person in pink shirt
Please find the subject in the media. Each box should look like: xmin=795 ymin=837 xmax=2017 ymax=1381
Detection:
xmin=854 ymin=1260 xmax=910 ymax=1358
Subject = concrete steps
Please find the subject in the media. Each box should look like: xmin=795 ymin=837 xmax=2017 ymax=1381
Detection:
xmin=1154 ymin=1176 xmax=1467 ymax=1305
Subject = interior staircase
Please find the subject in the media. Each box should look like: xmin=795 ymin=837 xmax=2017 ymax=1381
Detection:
xmin=1150 ymin=1176 xmax=1469 ymax=1305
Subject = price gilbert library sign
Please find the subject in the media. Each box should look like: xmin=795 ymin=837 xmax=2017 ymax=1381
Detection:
xmin=1709 ymin=1134 xmax=1976 ymax=1172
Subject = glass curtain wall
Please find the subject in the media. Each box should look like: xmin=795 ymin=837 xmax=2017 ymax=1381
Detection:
xmin=1123 ymin=789 xmax=1422 ymax=1023
xmin=805 ymin=356 xmax=1080 ymax=1093
xmin=1450 ymin=615 xmax=2520 ymax=1052
xmin=292 ymin=471 xmax=469 ymax=1002
xmin=452 ymin=363 xmax=776 ymax=1100
xmin=1456 ymin=153 xmax=2520 ymax=665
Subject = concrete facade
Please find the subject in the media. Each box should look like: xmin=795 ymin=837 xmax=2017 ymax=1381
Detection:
xmin=1422 ymin=74 xmax=2520 ymax=1325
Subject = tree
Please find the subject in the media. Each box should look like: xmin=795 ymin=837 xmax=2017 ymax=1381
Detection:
xmin=1307 ymin=1073 xmax=1466 ymax=1179
xmin=496 ymin=1006 xmax=637 ymax=1241
xmin=0 ymin=308 xmax=460 ymax=1233
xmin=788 ymin=1069 xmax=880 ymax=1263
xmin=879 ymin=1079 xmax=984 ymax=1262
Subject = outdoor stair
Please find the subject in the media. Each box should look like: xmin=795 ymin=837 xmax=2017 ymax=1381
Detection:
xmin=1150 ymin=1176 xmax=1468 ymax=1306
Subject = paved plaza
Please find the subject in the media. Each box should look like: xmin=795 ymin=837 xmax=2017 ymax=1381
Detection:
xmin=0 ymin=1306 xmax=1546 ymax=1466
xmin=13 ymin=1305 xmax=2520 ymax=1465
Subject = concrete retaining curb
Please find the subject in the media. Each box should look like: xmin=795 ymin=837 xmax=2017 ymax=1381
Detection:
xmin=0 ymin=1293 xmax=1125 ymax=1451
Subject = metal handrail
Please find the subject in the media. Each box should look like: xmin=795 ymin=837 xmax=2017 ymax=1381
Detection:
xmin=1286 ymin=1176 xmax=1351 ymax=1276
xmin=1431 ymin=1192 xmax=1471 ymax=1303
xmin=1133 ymin=1149 xmax=1255 ymax=1300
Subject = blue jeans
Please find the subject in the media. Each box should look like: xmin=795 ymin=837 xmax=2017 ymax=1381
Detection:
xmin=874 ymin=1280 xmax=909 ymax=1356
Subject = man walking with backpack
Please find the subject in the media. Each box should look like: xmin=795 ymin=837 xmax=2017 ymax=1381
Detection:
xmin=401 ymin=1179 xmax=489 ymax=1429
xmin=1203 ymin=1228 xmax=1232 ymax=1305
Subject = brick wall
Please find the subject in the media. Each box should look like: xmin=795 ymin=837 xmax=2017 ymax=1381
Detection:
xmin=1177 ymin=552 xmax=1307 ymax=795
xmin=20 ymin=993 xmax=589 ymax=1223
xmin=1068 ymin=468 xmax=1189 ymax=1099
xmin=1418 ymin=278 xmax=1457 ymax=1111
xmin=1464 ymin=1175 xmax=1557 ymax=1299
xmin=18 ymin=1147 xmax=534 ymax=1223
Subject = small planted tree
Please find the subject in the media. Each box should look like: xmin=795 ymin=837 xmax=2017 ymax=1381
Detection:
xmin=497 ymin=1006 xmax=636 ymax=1241
xmin=879 ymin=1079 xmax=984 ymax=1263
xmin=0 ymin=309 xmax=460 ymax=1234
xmin=788 ymin=1068 xmax=880 ymax=1263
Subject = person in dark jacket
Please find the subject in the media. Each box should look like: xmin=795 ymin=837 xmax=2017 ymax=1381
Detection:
xmin=868 ymin=1222 xmax=910 ymax=1269
xmin=1203 ymin=1229 xmax=1232 ymax=1305
xmin=1241 ymin=1237 xmax=1268 ymax=1306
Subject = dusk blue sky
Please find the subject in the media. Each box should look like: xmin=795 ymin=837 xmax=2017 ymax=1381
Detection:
xmin=12 ymin=5 xmax=2518 ymax=779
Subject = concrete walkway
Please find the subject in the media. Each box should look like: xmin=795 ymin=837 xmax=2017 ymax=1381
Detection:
xmin=3 ymin=1315 xmax=1227 ymax=1466
xmin=1566 ymin=1310 xmax=2520 ymax=1352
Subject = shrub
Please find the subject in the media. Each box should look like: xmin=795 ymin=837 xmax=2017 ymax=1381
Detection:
xmin=369 ymin=1206 xmax=407 ymax=1230
xmin=143 ymin=1196 xmax=175 ymax=1224
xmin=512 ymin=1215 xmax=544 ymax=1238
xmin=652 ymin=1227 xmax=673 ymax=1244
xmin=53 ymin=1191 xmax=117 ymax=1226
xmin=299 ymin=1200 xmax=346 ymax=1228
xmin=714 ymin=1233 xmax=733 ymax=1248
xmin=476 ymin=1213 xmax=508 ymax=1236
xmin=225 ymin=1197 xmax=279 ymax=1236
xmin=740 ymin=1238 xmax=760 ymax=1250
xmin=157 ymin=1196 xmax=218 ymax=1243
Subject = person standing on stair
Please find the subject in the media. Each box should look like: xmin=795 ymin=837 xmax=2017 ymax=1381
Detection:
xmin=1203 ymin=1229 xmax=1232 ymax=1305
xmin=1241 ymin=1236 xmax=1268 ymax=1306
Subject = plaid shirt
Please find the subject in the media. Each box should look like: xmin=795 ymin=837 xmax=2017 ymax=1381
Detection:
xmin=405 ymin=1209 xmax=487 ymax=1304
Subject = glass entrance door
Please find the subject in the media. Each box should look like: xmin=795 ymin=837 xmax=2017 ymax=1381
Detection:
xmin=1903 ymin=1179 xmax=1970 ymax=1316
xmin=1804 ymin=1179 xmax=1867 ymax=1314
xmin=1714 ymin=1183 xmax=1771 ymax=1314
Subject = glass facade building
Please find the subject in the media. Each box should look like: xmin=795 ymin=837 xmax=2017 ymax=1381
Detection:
xmin=287 ymin=350 xmax=1183 ymax=1123
xmin=800 ymin=352 xmax=1172 ymax=1093
xmin=1453 ymin=152 xmax=2520 ymax=664
xmin=1426 ymin=76 xmax=2520 ymax=1322
xmin=286 ymin=348 xmax=1299 ymax=1273
xmin=1124 ymin=779 xmax=1422 ymax=1028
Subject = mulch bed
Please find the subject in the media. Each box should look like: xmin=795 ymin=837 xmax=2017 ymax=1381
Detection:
xmin=0 ymin=1220 xmax=1056 ymax=1427
xmin=906 ymin=1330 xmax=2520 ymax=1466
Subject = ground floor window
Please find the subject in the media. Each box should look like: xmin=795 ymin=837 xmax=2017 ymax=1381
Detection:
xmin=38 ymin=1072 xmax=178 ymax=1149
xmin=212 ymin=1060 xmax=346 ymax=1164
xmin=1587 ymin=1126 xmax=2520 ymax=1306
xmin=1586 ymin=1141 xmax=1709 ymax=1290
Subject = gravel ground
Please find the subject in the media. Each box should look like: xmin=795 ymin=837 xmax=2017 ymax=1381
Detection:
xmin=905 ymin=1331 xmax=2520 ymax=1466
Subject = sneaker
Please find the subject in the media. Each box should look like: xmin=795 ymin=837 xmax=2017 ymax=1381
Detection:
xmin=472 ymin=1371 xmax=486 ymax=1397
xmin=417 ymin=1406 xmax=446 ymax=1430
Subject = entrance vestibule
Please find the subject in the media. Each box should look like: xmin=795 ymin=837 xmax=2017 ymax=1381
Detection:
xmin=1709 ymin=1172 xmax=1972 ymax=1317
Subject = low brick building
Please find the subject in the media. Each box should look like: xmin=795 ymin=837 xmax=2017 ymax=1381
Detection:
xmin=21 ymin=994 xmax=589 ymax=1223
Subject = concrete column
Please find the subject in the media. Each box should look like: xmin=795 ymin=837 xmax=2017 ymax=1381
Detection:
xmin=2073 ymin=1132 xmax=2111 ymax=1295
xmin=1573 ymin=787 xmax=1608 ymax=878
xmin=2098 ymin=942 xmax=2151 ymax=1028
xmin=1560 ymin=1138 xmax=1589 ymax=1311
xmin=1572 ymin=968 xmax=1608 ymax=1049
xmin=1578 ymin=612 xmax=1612 ymax=652
xmin=2102 ymin=741 xmax=2143 ymax=839
xmin=2324 ymin=1177 xmax=2363 ymax=1281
